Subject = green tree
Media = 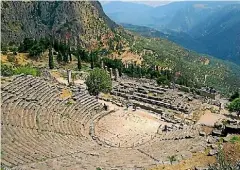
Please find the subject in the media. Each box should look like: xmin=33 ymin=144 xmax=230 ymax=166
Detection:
xmin=227 ymin=98 xmax=240 ymax=116
xmin=90 ymin=51 xmax=94 ymax=69
xmin=53 ymin=39 xmax=59 ymax=52
xmin=29 ymin=43 xmax=43 ymax=59
xmin=48 ymin=48 xmax=54 ymax=69
xmin=230 ymin=91 xmax=239 ymax=101
xmin=1 ymin=64 xmax=14 ymax=76
xmin=67 ymin=44 xmax=72 ymax=62
xmin=77 ymin=50 xmax=83 ymax=70
xmin=18 ymin=38 xmax=35 ymax=52
xmin=9 ymin=46 xmax=18 ymax=55
xmin=156 ymin=75 xmax=170 ymax=86
xmin=63 ymin=52 xmax=69 ymax=63
xmin=57 ymin=52 xmax=63 ymax=62
xmin=86 ymin=68 xmax=112 ymax=96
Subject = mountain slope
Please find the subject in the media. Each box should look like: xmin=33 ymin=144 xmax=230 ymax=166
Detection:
xmin=1 ymin=1 xmax=118 ymax=48
xmin=191 ymin=4 xmax=240 ymax=64
xmin=102 ymin=1 xmax=240 ymax=64
xmin=1 ymin=1 xmax=240 ymax=94
xmin=122 ymin=23 xmax=208 ymax=54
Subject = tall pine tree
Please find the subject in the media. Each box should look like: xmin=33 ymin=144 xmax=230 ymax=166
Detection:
xmin=77 ymin=48 xmax=82 ymax=70
xmin=49 ymin=48 xmax=54 ymax=69
xmin=68 ymin=46 xmax=72 ymax=62
xmin=62 ymin=43 xmax=68 ymax=63
xmin=90 ymin=51 xmax=94 ymax=69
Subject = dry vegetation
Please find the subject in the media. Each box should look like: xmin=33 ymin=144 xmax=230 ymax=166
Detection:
xmin=150 ymin=153 xmax=216 ymax=170
xmin=223 ymin=135 xmax=240 ymax=164
xmin=59 ymin=89 xmax=72 ymax=99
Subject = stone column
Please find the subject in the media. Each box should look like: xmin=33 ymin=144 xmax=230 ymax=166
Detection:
xmin=109 ymin=68 xmax=113 ymax=79
xmin=67 ymin=69 xmax=72 ymax=85
xmin=101 ymin=60 xmax=104 ymax=69
xmin=105 ymin=66 xmax=108 ymax=72
xmin=114 ymin=68 xmax=119 ymax=81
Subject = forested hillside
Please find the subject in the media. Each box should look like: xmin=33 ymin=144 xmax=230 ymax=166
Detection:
xmin=1 ymin=1 xmax=240 ymax=94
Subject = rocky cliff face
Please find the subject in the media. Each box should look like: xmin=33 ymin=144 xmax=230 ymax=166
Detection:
xmin=1 ymin=1 xmax=118 ymax=48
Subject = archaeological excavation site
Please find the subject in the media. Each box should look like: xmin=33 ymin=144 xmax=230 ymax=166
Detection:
xmin=1 ymin=1 xmax=240 ymax=170
xmin=1 ymin=69 xmax=240 ymax=170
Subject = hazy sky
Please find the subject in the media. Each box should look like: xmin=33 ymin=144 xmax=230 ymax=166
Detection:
xmin=100 ymin=0 xmax=240 ymax=7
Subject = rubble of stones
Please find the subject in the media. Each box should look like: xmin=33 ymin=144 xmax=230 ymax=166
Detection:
xmin=213 ymin=118 xmax=240 ymax=137
xmin=104 ymin=79 xmax=205 ymax=129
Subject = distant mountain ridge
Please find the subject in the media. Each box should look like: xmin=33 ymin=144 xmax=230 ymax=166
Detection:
xmin=102 ymin=1 xmax=240 ymax=64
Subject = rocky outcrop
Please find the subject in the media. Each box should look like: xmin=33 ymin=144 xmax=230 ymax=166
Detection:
xmin=1 ymin=1 xmax=118 ymax=46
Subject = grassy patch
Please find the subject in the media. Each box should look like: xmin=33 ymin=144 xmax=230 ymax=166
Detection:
xmin=151 ymin=153 xmax=215 ymax=170
xmin=230 ymin=136 xmax=240 ymax=144
xmin=1 ymin=63 xmax=40 ymax=77
xmin=14 ymin=66 xmax=40 ymax=77
xmin=60 ymin=89 xmax=72 ymax=99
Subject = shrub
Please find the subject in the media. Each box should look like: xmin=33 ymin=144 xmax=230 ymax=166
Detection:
xmin=1 ymin=64 xmax=14 ymax=76
xmin=156 ymin=75 xmax=170 ymax=86
xmin=230 ymin=91 xmax=239 ymax=101
xmin=8 ymin=46 xmax=18 ymax=55
xmin=14 ymin=66 xmax=40 ymax=77
xmin=230 ymin=136 xmax=240 ymax=144
xmin=167 ymin=155 xmax=177 ymax=165
xmin=208 ymin=147 xmax=240 ymax=170
xmin=86 ymin=68 xmax=112 ymax=96
xmin=227 ymin=98 xmax=240 ymax=116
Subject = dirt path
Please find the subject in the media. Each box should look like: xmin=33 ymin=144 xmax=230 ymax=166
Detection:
xmin=197 ymin=110 xmax=226 ymax=127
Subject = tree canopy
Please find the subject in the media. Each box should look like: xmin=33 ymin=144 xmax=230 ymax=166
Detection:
xmin=229 ymin=91 xmax=239 ymax=101
xmin=228 ymin=98 xmax=240 ymax=115
xmin=86 ymin=68 xmax=112 ymax=96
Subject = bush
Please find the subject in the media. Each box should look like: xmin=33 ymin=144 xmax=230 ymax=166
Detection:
xmin=227 ymin=98 xmax=240 ymax=115
xmin=156 ymin=75 xmax=170 ymax=86
xmin=14 ymin=66 xmax=40 ymax=77
xmin=29 ymin=43 xmax=44 ymax=59
xmin=230 ymin=136 xmax=240 ymax=144
xmin=8 ymin=46 xmax=18 ymax=55
xmin=208 ymin=147 xmax=240 ymax=170
xmin=1 ymin=43 xmax=8 ymax=54
xmin=1 ymin=64 xmax=14 ymax=76
xmin=86 ymin=68 xmax=112 ymax=96
xmin=230 ymin=91 xmax=239 ymax=101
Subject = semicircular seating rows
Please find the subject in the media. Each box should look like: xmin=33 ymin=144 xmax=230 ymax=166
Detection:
xmin=1 ymin=75 xmax=203 ymax=169
xmin=1 ymin=75 xmax=105 ymax=168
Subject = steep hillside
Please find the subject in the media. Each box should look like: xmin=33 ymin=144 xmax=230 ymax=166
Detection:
xmin=1 ymin=1 xmax=118 ymax=49
xmin=122 ymin=23 xmax=208 ymax=54
xmin=1 ymin=1 xmax=240 ymax=94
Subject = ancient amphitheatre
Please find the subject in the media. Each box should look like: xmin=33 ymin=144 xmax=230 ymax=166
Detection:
xmin=1 ymin=68 xmax=236 ymax=170
xmin=1 ymin=1 xmax=240 ymax=170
